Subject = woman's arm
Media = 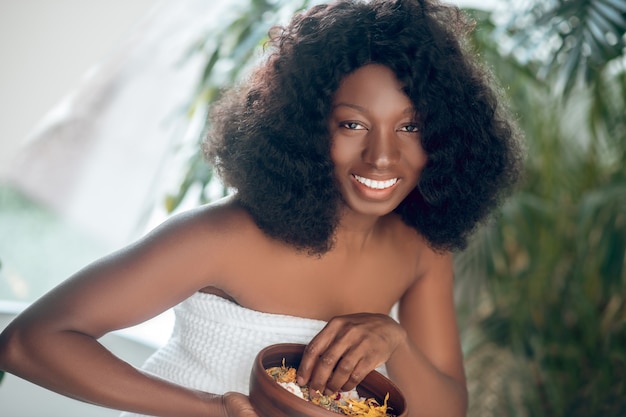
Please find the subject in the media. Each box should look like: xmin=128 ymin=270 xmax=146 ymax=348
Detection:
xmin=386 ymin=250 xmax=467 ymax=417
xmin=0 ymin=205 xmax=255 ymax=417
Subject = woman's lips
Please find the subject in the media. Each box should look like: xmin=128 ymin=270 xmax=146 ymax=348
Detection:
xmin=352 ymin=174 xmax=399 ymax=190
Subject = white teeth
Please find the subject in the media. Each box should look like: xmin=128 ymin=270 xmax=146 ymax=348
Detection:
xmin=353 ymin=174 xmax=398 ymax=190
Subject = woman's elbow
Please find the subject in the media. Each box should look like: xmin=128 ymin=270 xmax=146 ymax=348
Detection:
xmin=0 ymin=321 xmax=38 ymax=374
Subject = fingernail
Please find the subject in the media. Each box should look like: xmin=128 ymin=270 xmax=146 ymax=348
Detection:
xmin=296 ymin=376 xmax=305 ymax=386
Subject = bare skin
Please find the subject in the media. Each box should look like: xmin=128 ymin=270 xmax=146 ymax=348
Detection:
xmin=0 ymin=65 xmax=467 ymax=417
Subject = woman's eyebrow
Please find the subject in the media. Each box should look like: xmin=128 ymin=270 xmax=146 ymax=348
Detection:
xmin=332 ymin=102 xmax=416 ymax=115
xmin=332 ymin=102 xmax=368 ymax=112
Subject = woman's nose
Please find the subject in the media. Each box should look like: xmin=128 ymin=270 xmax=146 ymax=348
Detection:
xmin=362 ymin=128 xmax=401 ymax=169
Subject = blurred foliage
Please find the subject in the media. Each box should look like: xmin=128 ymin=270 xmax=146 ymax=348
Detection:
xmin=497 ymin=0 xmax=626 ymax=98
xmin=166 ymin=0 xmax=626 ymax=416
xmin=457 ymin=1 xmax=626 ymax=416
xmin=164 ymin=0 xmax=312 ymax=210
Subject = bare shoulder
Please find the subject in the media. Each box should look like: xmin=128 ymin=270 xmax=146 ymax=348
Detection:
xmin=148 ymin=195 xmax=260 ymax=248
xmin=144 ymin=195 xmax=275 ymax=283
xmin=67 ymin=194 xmax=267 ymax=297
xmin=380 ymin=214 xmax=448 ymax=278
xmin=159 ymin=195 xmax=250 ymax=230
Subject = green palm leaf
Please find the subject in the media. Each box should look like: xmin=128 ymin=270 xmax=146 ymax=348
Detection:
xmin=459 ymin=3 xmax=626 ymax=416
xmin=499 ymin=0 xmax=626 ymax=97
xmin=166 ymin=0 xmax=311 ymax=211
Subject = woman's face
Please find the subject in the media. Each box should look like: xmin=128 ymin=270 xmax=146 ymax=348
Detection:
xmin=329 ymin=64 xmax=427 ymax=218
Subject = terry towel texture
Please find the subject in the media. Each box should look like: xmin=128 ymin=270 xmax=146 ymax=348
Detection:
xmin=120 ymin=292 xmax=327 ymax=416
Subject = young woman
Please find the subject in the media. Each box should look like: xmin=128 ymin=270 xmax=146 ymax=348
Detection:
xmin=0 ymin=1 xmax=523 ymax=416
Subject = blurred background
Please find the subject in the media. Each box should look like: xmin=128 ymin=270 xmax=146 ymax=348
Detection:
xmin=0 ymin=0 xmax=624 ymax=416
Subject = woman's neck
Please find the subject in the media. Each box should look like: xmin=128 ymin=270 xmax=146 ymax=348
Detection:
xmin=333 ymin=211 xmax=388 ymax=255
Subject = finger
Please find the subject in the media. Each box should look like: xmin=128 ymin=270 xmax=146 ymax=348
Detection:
xmin=339 ymin=358 xmax=373 ymax=392
xmin=325 ymin=333 xmax=387 ymax=392
xmin=324 ymin=351 xmax=363 ymax=393
xmin=297 ymin=321 xmax=345 ymax=386
xmin=306 ymin=343 xmax=346 ymax=394
xmin=306 ymin=326 xmax=368 ymax=394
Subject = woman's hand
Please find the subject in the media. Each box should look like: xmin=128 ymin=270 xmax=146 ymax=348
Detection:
xmin=221 ymin=392 xmax=259 ymax=417
xmin=296 ymin=313 xmax=407 ymax=394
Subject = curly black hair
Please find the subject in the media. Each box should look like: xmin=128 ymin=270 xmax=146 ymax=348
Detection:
xmin=204 ymin=0 xmax=524 ymax=255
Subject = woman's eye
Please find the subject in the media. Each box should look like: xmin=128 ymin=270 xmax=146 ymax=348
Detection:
xmin=341 ymin=122 xmax=366 ymax=130
xmin=400 ymin=124 xmax=420 ymax=133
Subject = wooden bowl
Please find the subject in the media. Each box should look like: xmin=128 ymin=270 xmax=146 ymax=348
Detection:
xmin=249 ymin=343 xmax=408 ymax=417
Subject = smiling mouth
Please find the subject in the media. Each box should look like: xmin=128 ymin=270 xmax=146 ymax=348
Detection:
xmin=353 ymin=174 xmax=399 ymax=190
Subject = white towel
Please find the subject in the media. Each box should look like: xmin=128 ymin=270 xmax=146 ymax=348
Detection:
xmin=121 ymin=292 xmax=326 ymax=416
